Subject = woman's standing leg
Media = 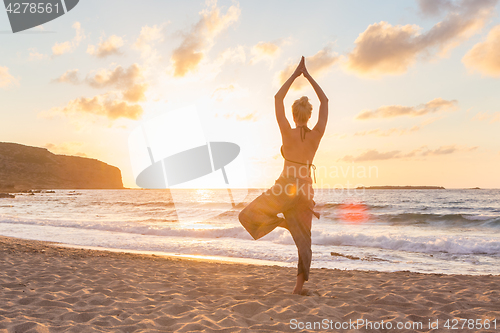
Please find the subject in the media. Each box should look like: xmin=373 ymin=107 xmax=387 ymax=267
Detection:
xmin=283 ymin=187 xmax=314 ymax=294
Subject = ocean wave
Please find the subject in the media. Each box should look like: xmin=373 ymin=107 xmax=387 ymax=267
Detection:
xmin=311 ymin=230 xmax=500 ymax=255
xmin=316 ymin=203 xmax=390 ymax=210
xmin=375 ymin=213 xmax=500 ymax=226
xmin=0 ymin=216 xmax=252 ymax=240
xmin=107 ymin=201 xmax=176 ymax=208
xmin=483 ymin=219 xmax=500 ymax=228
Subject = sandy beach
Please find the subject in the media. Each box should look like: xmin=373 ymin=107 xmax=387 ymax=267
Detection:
xmin=0 ymin=236 xmax=498 ymax=332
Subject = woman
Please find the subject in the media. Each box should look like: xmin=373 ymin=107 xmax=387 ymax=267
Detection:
xmin=239 ymin=56 xmax=328 ymax=294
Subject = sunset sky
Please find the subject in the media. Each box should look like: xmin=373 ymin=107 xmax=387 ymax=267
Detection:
xmin=1 ymin=0 xmax=499 ymax=189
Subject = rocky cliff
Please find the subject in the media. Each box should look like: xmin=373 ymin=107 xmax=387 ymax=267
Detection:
xmin=0 ymin=142 xmax=124 ymax=190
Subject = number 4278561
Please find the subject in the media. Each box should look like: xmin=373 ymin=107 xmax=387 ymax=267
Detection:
xmin=6 ymin=2 xmax=60 ymax=14
xmin=444 ymin=319 xmax=496 ymax=330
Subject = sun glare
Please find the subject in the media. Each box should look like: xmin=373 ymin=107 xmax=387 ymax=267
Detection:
xmin=336 ymin=200 xmax=370 ymax=224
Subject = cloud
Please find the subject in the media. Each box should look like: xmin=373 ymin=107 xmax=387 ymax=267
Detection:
xmin=85 ymin=64 xmax=143 ymax=89
xmin=28 ymin=48 xmax=47 ymax=61
xmin=472 ymin=111 xmax=490 ymax=121
xmin=278 ymin=46 xmax=340 ymax=89
xmin=49 ymin=64 xmax=147 ymax=121
xmin=418 ymin=0 xmax=454 ymax=16
xmin=122 ymin=83 xmax=148 ymax=103
xmin=250 ymin=41 xmax=281 ymax=64
xmin=212 ymin=84 xmax=236 ymax=101
xmin=87 ymin=35 xmax=124 ymax=58
xmin=236 ymin=113 xmax=257 ymax=121
xmin=44 ymin=142 xmax=87 ymax=157
xmin=52 ymin=22 xmax=85 ymax=56
xmin=0 ymin=66 xmax=17 ymax=88
xmin=339 ymin=145 xmax=476 ymax=162
xmin=252 ymin=41 xmax=279 ymax=56
xmin=134 ymin=24 xmax=165 ymax=59
xmin=53 ymin=69 xmax=80 ymax=84
xmin=472 ymin=111 xmax=500 ymax=123
xmin=346 ymin=22 xmax=422 ymax=76
xmin=356 ymin=98 xmax=458 ymax=120
xmin=346 ymin=0 xmax=498 ymax=76
xmin=171 ymin=0 xmax=240 ymax=77
xmin=424 ymin=145 xmax=458 ymax=155
xmin=307 ymin=46 xmax=342 ymax=73
xmin=218 ymin=111 xmax=257 ymax=121
xmin=340 ymin=149 xmax=401 ymax=162
xmin=354 ymin=118 xmax=440 ymax=137
xmin=211 ymin=83 xmax=247 ymax=102
xmin=55 ymin=64 xmax=146 ymax=94
xmin=218 ymin=45 xmax=246 ymax=64
xmin=85 ymin=64 xmax=148 ymax=102
xmin=354 ymin=127 xmax=419 ymax=137
xmin=52 ymin=42 xmax=72 ymax=56
xmin=462 ymin=24 xmax=500 ymax=77
xmin=46 ymin=93 xmax=143 ymax=120
xmin=135 ymin=25 xmax=164 ymax=47
xmin=405 ymin=145 xmax=477 ymax=157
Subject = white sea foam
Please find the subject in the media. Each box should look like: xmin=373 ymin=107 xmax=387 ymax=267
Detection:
xmin=311 ymin=230 xmax=500 ymax=255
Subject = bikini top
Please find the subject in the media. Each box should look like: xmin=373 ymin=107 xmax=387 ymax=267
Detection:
xmin=280 ymin=125 xmax=317 ymax=182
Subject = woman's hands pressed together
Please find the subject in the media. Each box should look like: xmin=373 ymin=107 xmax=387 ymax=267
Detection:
xmin=292 ymin=56 xmax=306 ymax=78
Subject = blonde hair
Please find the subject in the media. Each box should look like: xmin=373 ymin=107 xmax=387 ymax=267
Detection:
xmin=292 ymin=96 xmax=313 ymax=124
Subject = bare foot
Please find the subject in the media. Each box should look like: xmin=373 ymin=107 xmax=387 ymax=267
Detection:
xmin=292 ymin=273 xmax=305 ymax=294
xmin=300 ymin=288 xmax=310 ymax=296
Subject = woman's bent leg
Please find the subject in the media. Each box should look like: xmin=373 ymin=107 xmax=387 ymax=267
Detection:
xmin=238 ymin=184 xmax=290 ymax=240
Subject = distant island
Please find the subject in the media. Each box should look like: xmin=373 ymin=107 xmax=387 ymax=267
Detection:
xmin=356 ymin=186 xmax=445 ymax=190
xmin=0 ymin=142 xmax=124 ymax=191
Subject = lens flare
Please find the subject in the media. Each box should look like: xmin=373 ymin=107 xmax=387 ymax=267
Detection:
xmin=285 ymin=183 xmax=297 ymax=196
xmin=337 ymin=200 xmax=369 ymax=223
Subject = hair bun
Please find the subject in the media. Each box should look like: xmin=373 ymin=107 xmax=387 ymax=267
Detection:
xmin=292 ymin=96 xmax=313 ymax=123
xmin=299 ymin=96 xmax=309 ymax=104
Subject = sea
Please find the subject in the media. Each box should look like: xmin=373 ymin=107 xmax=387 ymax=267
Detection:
xmin=1 ymin=188 xmax=499 ymax=275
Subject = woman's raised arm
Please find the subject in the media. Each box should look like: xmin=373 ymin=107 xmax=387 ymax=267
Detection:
xmin=275 ymin=57 xmax=304 ymax=132
xmin=302 ymin=64 xmax=328 ymax=136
